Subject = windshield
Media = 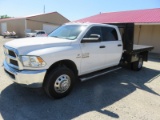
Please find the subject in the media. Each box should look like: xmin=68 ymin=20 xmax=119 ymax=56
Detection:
xmin=48 ymin=25 xmax=87 ymax=40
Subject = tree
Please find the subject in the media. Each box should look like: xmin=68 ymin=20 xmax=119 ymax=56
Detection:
xmin=0 ymin=15 xmax=12 ymax=19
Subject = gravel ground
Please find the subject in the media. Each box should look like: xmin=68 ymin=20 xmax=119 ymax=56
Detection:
xmin=0 ymin=37 xmax=160 ymax=120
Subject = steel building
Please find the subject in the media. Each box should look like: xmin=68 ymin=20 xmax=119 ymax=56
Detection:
xmin=0 ymin=12 xmax=70 ymax=37
xmin=77 ymin=8 xmax=160 ymax=53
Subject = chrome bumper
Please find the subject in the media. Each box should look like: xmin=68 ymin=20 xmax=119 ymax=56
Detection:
xmin=3 ymin=60 xmax=46 ymax=88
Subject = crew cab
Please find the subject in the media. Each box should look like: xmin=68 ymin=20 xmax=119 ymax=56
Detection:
xmin=3 ymin=23 xmax=153 ymax=99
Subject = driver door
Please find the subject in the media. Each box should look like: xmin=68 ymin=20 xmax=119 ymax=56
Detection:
xmin=80 ymin=26 xmax=104 ymax=75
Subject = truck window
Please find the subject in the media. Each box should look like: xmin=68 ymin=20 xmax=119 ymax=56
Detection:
xmin=37 ymin=32 xmax=41 ymax=35
xmin=84 ymin=26 xmax=101 ymax=38
xmin=49 ymin=25 xmax=87 ymax=40
xmin=101 ymin=27 xmax=118 ymax=41
xmin=41 ymin=31 xmax=45 ymax=34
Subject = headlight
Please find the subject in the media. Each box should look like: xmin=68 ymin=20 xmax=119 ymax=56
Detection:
xmin=21 ymin=56 xmax=46 ymax=67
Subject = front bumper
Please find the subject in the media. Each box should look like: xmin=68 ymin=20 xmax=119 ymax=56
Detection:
xmin=3 ymin=60 xmax=46 ymax=88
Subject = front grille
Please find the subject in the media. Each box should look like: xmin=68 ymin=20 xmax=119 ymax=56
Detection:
xmin=8 ymin=50 xmax=16 ymax=57
xmin=10 ymin=59 xmax=18 ymax=66
xmin=4 ymin=47 xmax=20 ymax=69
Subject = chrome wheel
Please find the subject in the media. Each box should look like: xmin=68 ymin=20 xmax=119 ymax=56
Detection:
xmin=138 ymin=58 xmax=143 ymax=68
xmin=54 ymin=74 xmax=71 ymax=93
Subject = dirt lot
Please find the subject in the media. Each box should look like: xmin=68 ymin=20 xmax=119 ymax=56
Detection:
xmin=0 ymin=37 xmax=160 ymax=120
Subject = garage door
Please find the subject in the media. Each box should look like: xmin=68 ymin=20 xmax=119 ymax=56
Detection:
xmin=1 ymin=23 xmax=7 ymax=35
xmin=43 ymin=24 xmax=59 ymax=34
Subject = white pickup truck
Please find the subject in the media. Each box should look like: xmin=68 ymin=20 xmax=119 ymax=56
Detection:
xmin=3 ymin=23 xmax=153 ymax=99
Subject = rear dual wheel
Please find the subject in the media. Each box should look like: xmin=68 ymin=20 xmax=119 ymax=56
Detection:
xmin=131 ymin=57 xmax=143 ymax=71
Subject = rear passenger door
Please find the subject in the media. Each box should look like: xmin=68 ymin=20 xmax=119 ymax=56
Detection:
xmin=100 ymin=26 xmax=123 ymax=67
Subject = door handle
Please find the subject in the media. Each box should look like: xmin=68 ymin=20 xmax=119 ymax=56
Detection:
xmin=117 ymin=44 xmax=122 ymax=47
xmin=99 ymin=46 xmax=105 ymax=48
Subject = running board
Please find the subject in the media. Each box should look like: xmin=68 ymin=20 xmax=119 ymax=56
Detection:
xmin=80 ymin=66 xmax=122 ymax=81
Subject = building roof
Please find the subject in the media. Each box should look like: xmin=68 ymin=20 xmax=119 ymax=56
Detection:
xmin=26 ymin=11 xmax=70 ymax=21
xmin=76 ymin=8 xmax=160 ymax=24
xmin=0 ymin=17 xmax=25 ymax=22
xmin=0 ymin=12 xmax=70 ymax=22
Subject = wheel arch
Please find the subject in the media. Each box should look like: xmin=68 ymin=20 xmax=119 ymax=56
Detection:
xmin=43 ymin=59 xmax=79 ymax=87
xmin=46 ymin=59 xmax=78 ymax=76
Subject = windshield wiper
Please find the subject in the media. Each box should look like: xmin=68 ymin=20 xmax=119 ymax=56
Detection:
xmin=51 ymin=36 xmax=71 ymax=40
xmin=52 ymin=36 xmax=58 ymax=38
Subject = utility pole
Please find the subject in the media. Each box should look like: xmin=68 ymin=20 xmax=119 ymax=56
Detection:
xmin=44 ymin=5 xmax=45 ymax=13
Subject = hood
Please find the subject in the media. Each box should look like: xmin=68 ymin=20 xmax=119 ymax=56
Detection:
xmin=5 ymin=37 xmax=72 ymax=55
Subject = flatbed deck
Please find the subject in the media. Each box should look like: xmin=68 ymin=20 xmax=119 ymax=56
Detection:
xmin=133 ymin=44 xmax=153 ymax=50
xmin=132 ymin=44 xmax=154 ymax=53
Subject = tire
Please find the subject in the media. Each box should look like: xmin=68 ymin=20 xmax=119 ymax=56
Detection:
xmin=43 ymin=67 xmax=75 ymax=99
xmin=131 ymin=57 xmax=143 ymax=71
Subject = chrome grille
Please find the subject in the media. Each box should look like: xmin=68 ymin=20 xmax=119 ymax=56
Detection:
xmin=10 ymin=59 xmax=18 ymax=66
xmin=4 ymin=46 xmax=22 ymax=70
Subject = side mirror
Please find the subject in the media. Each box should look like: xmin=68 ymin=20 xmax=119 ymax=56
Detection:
xmin=81 ymin=34 xmax=101 ymax=43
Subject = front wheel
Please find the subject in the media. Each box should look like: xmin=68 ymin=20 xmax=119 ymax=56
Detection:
xmin=131 ymin=57 xmax=143 ymax=71
xmin=43 ymin=67 xmax=75 ymax=99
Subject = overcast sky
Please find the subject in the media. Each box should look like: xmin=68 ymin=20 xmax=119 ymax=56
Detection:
xmin=0 ymin=0 xmax=160 ymax=21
